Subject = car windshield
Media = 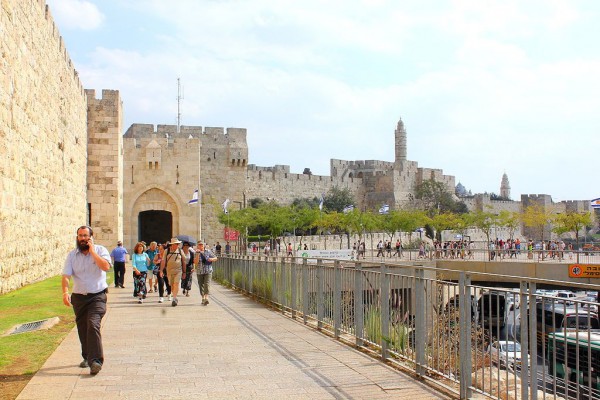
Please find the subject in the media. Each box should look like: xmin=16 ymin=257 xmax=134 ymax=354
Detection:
xmin=502 ymin=343 xmax=521 ymax=352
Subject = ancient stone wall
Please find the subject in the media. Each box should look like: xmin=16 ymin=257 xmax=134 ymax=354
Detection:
xmin=86 ymin=89 xmax=123 ymax=247
xmin=0 ymin=0 xmax=88 ymax=293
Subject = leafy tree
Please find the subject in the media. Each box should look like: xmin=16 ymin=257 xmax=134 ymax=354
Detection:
xmin=414 ymin=179 xmax=466 ymax=216
xmin=553 ymin=211 xmax=593 ymax=261
xmin=521 ymin=204 xmax=554 ymax=243
xmin=248 ymin=198 xmax=265 ymax=208
xmin=497 ymin=210 xmax=521 ymax=240
xmin=430 ymin=213 xmax=463 ymax=241
xmin=324 ymin=186 xmax=355 ymax=213
xmin=466 ymin=210 xmax=499 ymax=261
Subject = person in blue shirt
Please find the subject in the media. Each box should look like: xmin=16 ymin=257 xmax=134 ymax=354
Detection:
xmin=110 ymin=241 xmax=128 ymax=288
xmin=62 ymin=225 xmax=111 ymax=375
xmin=131 ymin=242 xmax=151 ymax=303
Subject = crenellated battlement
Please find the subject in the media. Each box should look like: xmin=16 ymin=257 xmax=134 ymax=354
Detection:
xmin=43 ymin=3 xmax=84 ymax=95
xmin=124 ymin=124 xmax=247 ymax=141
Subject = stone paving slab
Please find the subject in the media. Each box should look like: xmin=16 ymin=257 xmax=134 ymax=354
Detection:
xmin=17 ymin=275 xmax=452 ymax=400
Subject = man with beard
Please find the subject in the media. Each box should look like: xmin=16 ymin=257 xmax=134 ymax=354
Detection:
xmin=61 ymin=226 xmax=111 ymax=375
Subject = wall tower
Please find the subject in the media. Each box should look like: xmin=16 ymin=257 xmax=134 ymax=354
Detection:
xmin=500 ymin=173 xmax=511 ymax=199
xmin=394 ymin=118 xmax=407 ymax=165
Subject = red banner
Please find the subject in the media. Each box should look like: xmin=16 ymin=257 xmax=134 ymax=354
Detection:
xmin=224 ymin=227 xmax=240 ymax=241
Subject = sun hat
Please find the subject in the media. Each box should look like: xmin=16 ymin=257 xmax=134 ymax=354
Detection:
xmin=170 ymin=237 xmax=182 ymax=244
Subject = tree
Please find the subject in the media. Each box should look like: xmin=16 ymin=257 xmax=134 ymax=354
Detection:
xmin=430 ymin=213 xmax=464 ymax=241
xmin=497 ymin=210 xmax=521 ymax=240
xmin=324 ymin=186 xmax=355 ymax=213
xmin=467 ymin=210 xmax=499 ymax=261
xmin=414 ymin=179 xmax=466 ymax=216
xmin=521 ymin=204 xmax=554 ymax=244
xmin=553 ymin=211 xmax=593 ymax=262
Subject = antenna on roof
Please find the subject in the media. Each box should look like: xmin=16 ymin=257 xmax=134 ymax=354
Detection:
xmin=176 ymin=78 xmax=184 ymax=133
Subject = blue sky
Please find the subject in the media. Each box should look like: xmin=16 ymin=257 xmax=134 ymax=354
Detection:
xmin=46 ymin=0 xmax=599 ymax=203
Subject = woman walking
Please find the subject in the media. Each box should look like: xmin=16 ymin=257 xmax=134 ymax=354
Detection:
xmin=131 ymin=242 xmax=151 ymax=303
xmin=196 ymin=241 xmax=218 ymax=305
xmin=181 ymin=242 xmax=195 ymax=297
xmin=145 ymin=241 xmax=159 ymax=293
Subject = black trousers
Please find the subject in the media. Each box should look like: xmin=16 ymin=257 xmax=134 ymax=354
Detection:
xmin=71 ymin=291 xmax=107 ymax=364
xmin=157 ymin=274 xmax=171 ymax=297
xmin=114 ymin=261 xmax=126 ymax=287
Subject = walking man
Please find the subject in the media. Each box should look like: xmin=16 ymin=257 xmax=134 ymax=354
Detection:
xmin=62 ymin=226 xmax=111 ymax=375
xmin=196 ymin=241 xmax=218 ymax=305
xmin=110 ymin=241 xmax=128 ymax=288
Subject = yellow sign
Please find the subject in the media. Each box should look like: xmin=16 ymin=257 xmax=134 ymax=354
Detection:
xmin=569 ymin=264 xmax=600 ymax=278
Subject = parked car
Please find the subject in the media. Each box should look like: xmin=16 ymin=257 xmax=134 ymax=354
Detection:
xmin=556 ymin=291 xmax=577 ymax=305
xmin=487 ymin=340 xmax=528 ymax=368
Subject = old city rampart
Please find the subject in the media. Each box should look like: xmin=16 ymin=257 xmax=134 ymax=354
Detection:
xmin=1 ymin=0 xmax=89 ymax=292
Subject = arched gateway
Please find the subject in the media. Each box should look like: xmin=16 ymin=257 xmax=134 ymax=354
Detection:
xmin=127 ymin=187 xmax=181 ymax=248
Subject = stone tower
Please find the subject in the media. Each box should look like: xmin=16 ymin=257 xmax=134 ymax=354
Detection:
xmin=86 ymin=89 xmax=124 ymax=246
xmin=394 ymin=118 xmax=407 ymax=164
xmin=500 ymin=172 xmax=511 ymax=199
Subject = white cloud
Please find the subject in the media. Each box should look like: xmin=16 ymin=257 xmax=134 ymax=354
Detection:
xmin=46 ymin=0 xmax=104 ymax=31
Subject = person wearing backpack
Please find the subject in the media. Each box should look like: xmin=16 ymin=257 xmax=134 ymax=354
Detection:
xmin=159 ymin=238 xmax=186 ymax=307
xmin=180 ymin=241 xmax=195 ymax=297
xmin=196 ymin=241 xmax=217 ymax=305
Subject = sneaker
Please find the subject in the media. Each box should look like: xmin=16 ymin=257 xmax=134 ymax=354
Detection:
xmin=205 ymin=299 xmax=209 ymax=305
xmin=172 ymin=298 xmax=178 ymax=307
xmin=158 ymin=297 xmax=164 ymax=303
xmin=138 ymin=298 xmax=143 ymax=304
xmin=79 ymin=360 xmax=89 ymax=368
xmin=90 ymin=360 xmax=102 ymax=375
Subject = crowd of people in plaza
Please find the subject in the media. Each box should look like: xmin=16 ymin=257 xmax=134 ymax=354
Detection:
xmin=110 ymin=238 xmax=219 ymax=307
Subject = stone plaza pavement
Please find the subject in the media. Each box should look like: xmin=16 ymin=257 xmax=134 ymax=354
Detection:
xmin=17 ymin=276 xmax=452 ymax=400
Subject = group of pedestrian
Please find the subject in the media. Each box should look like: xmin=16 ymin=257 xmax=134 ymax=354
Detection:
xmin=61 ymin=226 xmax=218 ymax=376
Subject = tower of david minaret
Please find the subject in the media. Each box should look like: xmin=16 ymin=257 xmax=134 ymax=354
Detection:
xmin=500 ymin=172 xmax=511 ymax=199
xmin=395 ymin=118 xmax=407 ymax=166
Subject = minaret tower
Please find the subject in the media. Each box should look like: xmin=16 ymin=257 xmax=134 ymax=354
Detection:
xmin=395 ymin=118 xmax=407 ymax=163
xmin=500 ymin=172 xmax=511 ymax=199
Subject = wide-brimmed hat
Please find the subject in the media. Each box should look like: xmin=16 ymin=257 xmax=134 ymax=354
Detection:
xmin=169 ymin=237 xmax=182 ymax=244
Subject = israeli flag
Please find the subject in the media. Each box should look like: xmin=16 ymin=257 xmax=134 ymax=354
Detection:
xmin=591 ymin=198 xmax=600 ymax=209
xmin=378 ymin=204 xmax=390 ymax=214
xmin=222 ymin=198 xmax=230 ymax=214
xmin=188 ymin=189 xmax=199 ymax=205
xmin=343 ymin=205 xmax=354 ymax=214
xmin=319 ymin=194 xmax=324 ymax=211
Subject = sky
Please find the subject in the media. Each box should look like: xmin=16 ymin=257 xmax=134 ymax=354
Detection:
xmin=45 ymin=0 xmax=599 ymax=203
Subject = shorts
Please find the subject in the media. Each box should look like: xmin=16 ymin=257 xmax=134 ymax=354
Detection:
xmin=167 ymin=269 xmax=182 ymax=284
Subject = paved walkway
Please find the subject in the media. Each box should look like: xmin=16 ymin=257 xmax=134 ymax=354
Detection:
xmin=18 ymin=275 xmax=451 ymax=400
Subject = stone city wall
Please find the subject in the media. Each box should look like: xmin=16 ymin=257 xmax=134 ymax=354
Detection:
xmin=0 ymin=0 xmax=88 ymax=293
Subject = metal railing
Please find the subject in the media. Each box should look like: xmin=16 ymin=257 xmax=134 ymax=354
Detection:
xmin=215 ymin=256 xmax=600 ymax=399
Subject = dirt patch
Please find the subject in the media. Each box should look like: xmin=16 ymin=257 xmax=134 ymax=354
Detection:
xmin=0 ymin=374 xmax=32 ymax=400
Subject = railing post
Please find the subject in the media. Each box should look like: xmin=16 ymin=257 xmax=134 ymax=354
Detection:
xmin=317 ymin=259 xmax=324 ymax=330
xmin=415 ymin=268 xmax=425 ymax=375
xmin=459 ymin=272 xmax=472 ymax=399
xmin=521 ymin=281 xmax=534 ymax=400
xmin=281 ymin=256 xmax=287 ymax=314
xmin=381 ymin=262 xmax=390 ymax=360
xmin=355 ymin=261 xmax=364 ymax=347
xmin=334 ymin=260 xmax=341 ymax=339
xmin=247 ymin=255 xmax=252 ymax=293
xmin=302 ymin=258 xmax=308 ymax=324
xmin=291 ymin=261 xmax=297 ymax=319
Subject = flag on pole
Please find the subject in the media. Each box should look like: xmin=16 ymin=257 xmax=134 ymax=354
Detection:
xmin=378 ymin=204 xmax=390 ymax=214
xmin=222 ymin=198 xmax=230 ymax=214
xmin=343 ymin=205 xmax=354 ymax=214
xmin=591 ymin=198 xmax=600 ymax=209
xmin=319 ymin=194 xmax=324 ymax=211
xmin=188 ymin=189 xmax=199 ymax=205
